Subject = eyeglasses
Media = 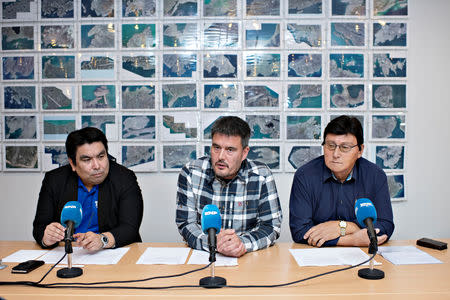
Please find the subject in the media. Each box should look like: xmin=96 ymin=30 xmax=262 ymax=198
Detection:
xmin=322 ymin=142 xmax=358 ymax=153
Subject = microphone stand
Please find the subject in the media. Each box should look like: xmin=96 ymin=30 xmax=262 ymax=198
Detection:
xmin=199 ymin=229 xmax=227 ymax=288
xmin=358 ymin=220 xmax=384 ymax=280
xmin=57 ymin=225 xmax=83 ymax=278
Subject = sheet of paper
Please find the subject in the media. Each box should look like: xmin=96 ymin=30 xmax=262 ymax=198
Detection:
xmin=378 ymin=246 xmax=442 ymax=265
xmin=289 ymin=248 xmax=380 ymax=267
xmin=136 ymin=247 xmax=191 ymax=265
xmin=187 ymin=250 xmax=238 ymax=266
xmin=38 ymin=247 xmax=129 ymax=265
xmin=2 ymin=250 xmax=49 ymax=263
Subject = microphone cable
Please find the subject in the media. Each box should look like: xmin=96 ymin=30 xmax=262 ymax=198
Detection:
xmin=0 ymin=252 xmax=377 ymax=290
xmin=0 ymin=253 xmax=212 ymax=290
xmin=0 ymin=252 xmax=66 ymax=287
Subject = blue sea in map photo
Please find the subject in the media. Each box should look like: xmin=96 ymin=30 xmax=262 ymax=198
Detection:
xmin=376 ymin=146 xmax=405 ymax=169
xmin=373 ymin=55 xmax=406 ymax=77
xmin=390 ymin=175 xmax=405 ymax=198
xmin=287 ymin=85 xmax=322 ymax=108
xmin=5 ymin=116 xmax=37 ymax=139
xmin=204 ymin=55 xmax=237 ymax=78
xmin=373 ymin=116 xmax=405 ymax=138
xmin=43 ymin=119 xmax=75 ymax=140
xmin=44 ymin=146 xmax=68 ymax=167
xmin=246 ymin=23 xmax=280 ymax=48
xmin=4 ymin=86 xmax=36 ymax=109
xmin=246 ymin=54 xmax=280 ymax=77
xmin=163 ymin=23 xmax=197 ymax=47
xmin=330 ymin=84 xmax=364 ymax=108
xmin=2 ymin=27 xmax=34 ymax=50
xmin=247 ymin=146 xmax=280 ymax=169
xmin=331 ymin=23 xmax=364 ymax=46
xmin=2 ymin=57 xmax=34 ymax=80
xmin=373 ymin=23 xmax=407 ymax=46
xmin=288 ymin=54 xmax=322 ymax=77
xmin=122 ymin=24 xmax=155 ymax=47
xmin=289 ymin=0 xmax=322 ymax=14
xmin=163 ymin=145 xmax=197 ymax=169
xmin=372 ymin=84 xmax=406 ymax=108
xmin=122 ymin=146 xmax=155 ymax=168
xmin=163 ymin=89 xmax=197 ymax=108
xmin=41 ymin=1 xmax=74 ymax=18
xmin=81 ymin=25 xmax=95 ymax=47
xmin=122 ymin=115 xmax=155 ymax=139
xmin=82 ymin=0 xmax=114 ymax=17
xmin=204 ymin=85 xmax=230 ymax=108
xmin=122 ymin=56 xmax=155 ymax=78
xmin=332 ymin=0 xmax=365 ymax=15
xmin=163 ymin=55 xmax=196 ymax=77
xmin=82 ymin=115 xmax=115 ymax=133
xmin=82 ymin=85 xmax=116 ymax=108
xmin=330 ymin=54 xmax=364 ymax=77
xmin=165 ymin=1 xmax=197 ymax=16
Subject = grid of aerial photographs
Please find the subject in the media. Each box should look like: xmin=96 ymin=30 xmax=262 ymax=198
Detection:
xmin=0 ymin=0 xmax=407 ymax=200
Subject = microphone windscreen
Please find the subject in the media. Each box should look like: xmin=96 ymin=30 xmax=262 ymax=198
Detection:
xmin=201 ymin=204 xmax=221 ymax=234
xmin=355 ymin=198 xmax=377 ymax=227
xmin=60 ymin=201 xmax=83 ymax=228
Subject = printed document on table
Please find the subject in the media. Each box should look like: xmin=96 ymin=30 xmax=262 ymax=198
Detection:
xmin=378 ymin=246 xmax=442 ymax=265
xmin=38 ymin=247 xmax=129 ymax=265
xmin=187 ymin=250 xmax=238 ymax=266
xmin=289 ymin=248 xmax=380 ymax=267
xmin=2 ymin=250 xmax=49 ymax=263
xmin=136 ymin=247 xmax=191 ymax=265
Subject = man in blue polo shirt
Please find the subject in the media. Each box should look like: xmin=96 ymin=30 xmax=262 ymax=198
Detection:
xmin=289 ymin=115 xmax=394 ymax=247
xmin=33 ymin=127 xmax=143 ymax=251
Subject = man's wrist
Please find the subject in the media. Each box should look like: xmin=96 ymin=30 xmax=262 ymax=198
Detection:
xmin=99 ymin=233 xmax=109 ymax=249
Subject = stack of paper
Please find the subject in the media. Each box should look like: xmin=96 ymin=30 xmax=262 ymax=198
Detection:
xmin=378 ymin=246 xmax=442 ymax=265
xmin=289 ymin=248 xmax=379 ymax=267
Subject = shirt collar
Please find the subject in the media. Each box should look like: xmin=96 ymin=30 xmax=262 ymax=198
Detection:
xmin=322 ymin=158 xmax=359 ymax=183
xmin=77 ymin=177 xmax=98 ymax=194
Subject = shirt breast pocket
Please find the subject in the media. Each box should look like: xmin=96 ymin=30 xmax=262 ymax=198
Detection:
xmin=233 ymin=199 xmax=258 ymax=228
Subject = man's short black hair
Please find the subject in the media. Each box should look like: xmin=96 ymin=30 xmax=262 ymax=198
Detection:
xmin=323 ymin=115 xmax=364 ymax=150
xmin=211 ymin=116 xmax=251 ymax=148
xmin=66 ymin=127 xmax=108 ymax=165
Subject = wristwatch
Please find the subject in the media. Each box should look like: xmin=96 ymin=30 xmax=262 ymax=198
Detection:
xmin=339 ymin=221 xmax=347 ymax=236
xmin=100 ymin=233 xmax=109 ymax=248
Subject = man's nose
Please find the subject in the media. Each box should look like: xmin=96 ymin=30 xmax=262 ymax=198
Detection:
xmin=91 ymin=158 xmax=100 ymax=169
xmin=218 ymin=149 xmax=226 ymax=160
xmin=332 ymin=147 xmax=341 ymax=157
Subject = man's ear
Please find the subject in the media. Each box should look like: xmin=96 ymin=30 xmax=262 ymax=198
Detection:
xmin=68 ymin=158 xmax=76 ymax=172
xmin=242 ymin=146 xmax=250 ymax=161
xmin=358 ymin=144 xmax=365 ymax=158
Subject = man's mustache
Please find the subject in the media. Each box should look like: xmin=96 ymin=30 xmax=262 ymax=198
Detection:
xmin=215 ymin=160 xmax=229 ymax=167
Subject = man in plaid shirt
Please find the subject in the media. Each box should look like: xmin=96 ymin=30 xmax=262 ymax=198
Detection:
xmin=176 ymin=116 xmax=283 ymax=257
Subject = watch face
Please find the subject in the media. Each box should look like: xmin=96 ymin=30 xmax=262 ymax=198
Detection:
xmin=339 ymin=221 xmax=347 ymax=228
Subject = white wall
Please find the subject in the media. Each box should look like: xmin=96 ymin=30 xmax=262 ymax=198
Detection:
xmin=1 ymin=0 xmax=450 ymax=242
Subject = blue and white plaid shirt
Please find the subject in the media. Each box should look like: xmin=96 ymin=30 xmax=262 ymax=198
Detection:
xmin=176 ymin=156 xmax=283 ymax=252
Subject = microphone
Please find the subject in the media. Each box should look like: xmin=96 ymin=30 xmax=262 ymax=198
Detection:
xmin=201 ymin=204 xmax=221 ymax=263
xmin=57 ymin=201 xmax=83 ymax=279
xmin=355 ymin=198 xmax=378 ymax=254
xmin=60 ymin=201 xmax=83 ymax=244
xmin=354 ymin=198 xmax=384 ymax=280
xmin=199 ymin=204 xmax=226 ymax=288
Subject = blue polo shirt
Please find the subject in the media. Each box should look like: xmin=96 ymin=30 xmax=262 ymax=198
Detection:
xmin=289 ymin=156 xmax=394 ymax=246
xmin=74 ymin=178 xmax=100 ymax=234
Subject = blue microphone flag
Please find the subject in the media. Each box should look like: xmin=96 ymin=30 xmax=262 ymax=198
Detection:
xmin=60 ymin=201 xmax=83 ymax=228
xmin=201 ymin=204 xmax=221 ymax=234
xmin=355 ymin=198 xmax=377 ymax=227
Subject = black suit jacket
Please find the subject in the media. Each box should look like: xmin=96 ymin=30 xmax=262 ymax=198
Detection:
xmin=32 ymin=159 xmax=144 ymax=248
